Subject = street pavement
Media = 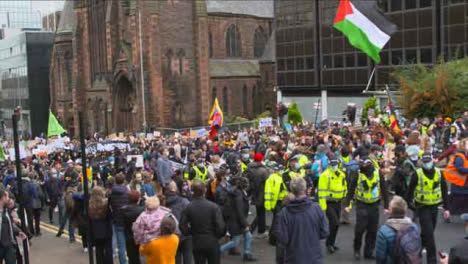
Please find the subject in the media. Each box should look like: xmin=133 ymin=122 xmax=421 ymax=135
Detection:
xmin=32 ymin=205 xmax=463 ymax=264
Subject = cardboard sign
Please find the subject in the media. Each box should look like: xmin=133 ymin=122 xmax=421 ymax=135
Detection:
xmin=146 ymin=133 xmax=153 ymax=140
xmin=189 ymin=130 xmax=198 ymax=138
xmin=153 ymin=131 xmax=161 ymax=137
xmin=259 ymin=117 xmax=273 ymax=128
xmin=197 ymin=128 xmax=207 ymax=137
xmin=127 ymin=155 xmax=144 ymax=168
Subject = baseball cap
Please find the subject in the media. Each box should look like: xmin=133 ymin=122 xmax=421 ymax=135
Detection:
xmin=421 ymin=153 xmax=433 ymax=163
xmin=253 ymin=153 xmax=264 ymax=162
xmin=329 ymin=158 xmax=340 ymax=166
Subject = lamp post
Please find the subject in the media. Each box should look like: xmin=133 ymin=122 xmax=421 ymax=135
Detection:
xmin=138 ymin=9 xmax=147 ymax=132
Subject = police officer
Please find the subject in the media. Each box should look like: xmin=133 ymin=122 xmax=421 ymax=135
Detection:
xmin=406 ymin=153 xmax=450 ymax=264
xmin=184 ymin=157 xmax=208 ymax=183
xmin=282 ymin=156 xmax=300 ymax=192
xmin=239 ymin=146 xmax=251 ymax=175
xmin=344 ymin=158 xmax=389 ymax=260
xmin=318 ymin=158 xmax=347 ymax=254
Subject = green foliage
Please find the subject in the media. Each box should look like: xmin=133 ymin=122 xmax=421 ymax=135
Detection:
xmin=287 ymin=102 xmax=303 ymax=125
xmin=225 ymin=115 xmax=249 ymax=124
xmin=361 ymin=97 xmax=380 ymax=125
xmin=254 ymin=111 xmax=272 ymax=127
xmin=393 ymin=57 xmax=468 ymax=119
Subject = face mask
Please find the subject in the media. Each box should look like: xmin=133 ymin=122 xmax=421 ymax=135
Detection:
xmin=423 ymin=162 xmax=433 ymax=170
xmin=330 ymin=165 xmax=338 ymax=172
xmin=294 ymin=163 xmax=301 ymax=171
xmin=242 ymin=154 xmax=250 ymax=161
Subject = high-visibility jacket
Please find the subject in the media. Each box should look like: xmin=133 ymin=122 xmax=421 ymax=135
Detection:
xmin=355 ymin=170 xmax=380 ymax=204
xmin=264 ymin=173 xmax=288 ymax=211
xmin=370 ymin=157 xmax=380 ymax=170
xmin=318 ymin=168 xmax=347 ymax=211
xmin=415 ymin=168 xmax=442 ymax=206
xmin=421 ymin=125 xmax=428 ymax=136
xmin=298 ymin=155 xmax=309 ymax=177
xmin=340 ymin=155 xmax=351 ymax=172
xmin=444 ymin=153 xmax=468 ymax=187
xmin=184 ymin=165 xmax=208 ymax=183
xmin=241 ymin=162 xmax=248 ymax=173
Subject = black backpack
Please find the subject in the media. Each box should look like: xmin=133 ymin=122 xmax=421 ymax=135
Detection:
xmin=388 ymin=224 xmax=422 ymax=264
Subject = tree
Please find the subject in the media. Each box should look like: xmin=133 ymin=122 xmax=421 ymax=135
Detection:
xmin=287 ymin=102 xmax=303 ymax=125
xmin=361 ymin=97 xmax=379 ymax=125
xmin=393 ymin=58 xmax=468 ymax=119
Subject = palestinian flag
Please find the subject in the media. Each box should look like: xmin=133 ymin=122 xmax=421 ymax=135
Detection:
xmin=334 ymin=0 xmax=397 ymax=63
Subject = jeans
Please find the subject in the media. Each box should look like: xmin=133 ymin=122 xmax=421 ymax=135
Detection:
xmin=49 ymin=198 xmax=65 ymax=225
xmin=220 ymin=231 xmax=253 ymax=255
xmin=58 ymin=209 xmax=75 ymax=241
xmin=0 ymin=245 xmax=16 ymax=264
xmin=113 ymin=224 xmax=127 ymax=264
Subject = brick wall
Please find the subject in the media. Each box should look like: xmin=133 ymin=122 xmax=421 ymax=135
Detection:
xmin=208 ymin=15 xmax=271 ymax=59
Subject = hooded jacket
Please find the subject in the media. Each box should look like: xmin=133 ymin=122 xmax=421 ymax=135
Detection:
xmin=246 ymin=162 xmax=269 ymax=206
xmin=274 ymin=197 xmax=329 ymax=264
xmin=109 ymin=185 xmax=128 ymax=225
xmin=376 ymin=217 xmax=419 ymax=264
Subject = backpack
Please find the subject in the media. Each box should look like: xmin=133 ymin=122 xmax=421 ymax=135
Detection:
xmin=64 ymin=185 xmax=78 ymax=211
xmin=390 ymin=224 xmax=422 ymax=264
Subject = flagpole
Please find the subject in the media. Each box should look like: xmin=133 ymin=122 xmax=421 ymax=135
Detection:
xmin=362 ymin=66 xmax=376 ymax=94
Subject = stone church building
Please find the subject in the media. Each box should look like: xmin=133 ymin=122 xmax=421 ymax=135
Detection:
xmin=49 ymin=0 xmax=276 ymax=136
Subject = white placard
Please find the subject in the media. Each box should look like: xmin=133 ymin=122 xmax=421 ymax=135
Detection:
xmin=127 ymin=155 xmax=144 ymax=168
xmin=259 ymin=117 xmax=273 ymax=128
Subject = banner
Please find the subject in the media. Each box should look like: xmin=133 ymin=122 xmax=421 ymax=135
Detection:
xmin=127 ymin=155 xmax=144 ymax=168
xmin=259 ymin=118 xmax=273 ymax=128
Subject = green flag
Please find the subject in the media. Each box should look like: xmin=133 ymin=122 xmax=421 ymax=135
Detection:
xmin=47 ymin=110 xmax=66 ymax=138
xmin=0 ymin=144 xmax=4 ymax=161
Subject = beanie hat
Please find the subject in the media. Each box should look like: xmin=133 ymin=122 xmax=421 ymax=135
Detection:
xmin=253 ymin=153 xmax=264 ymax=162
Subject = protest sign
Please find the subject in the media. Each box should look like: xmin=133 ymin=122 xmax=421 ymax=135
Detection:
xmin=259 ymin=118 xmax=273 ymax=128
xmin=127 ymin=155 xmax=144 ymax=168
xmin=153 ymin=131 xmax=161 ymax=137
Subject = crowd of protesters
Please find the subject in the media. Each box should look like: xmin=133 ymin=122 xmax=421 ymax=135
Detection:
xmin=0 ymin=111 xmax=466 ymax=264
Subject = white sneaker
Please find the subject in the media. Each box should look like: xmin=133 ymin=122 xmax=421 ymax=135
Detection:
xmin=83 ymin=248 xmax=88 ymax=253
xmin=256 ymin=231 xmax=269 ymax=239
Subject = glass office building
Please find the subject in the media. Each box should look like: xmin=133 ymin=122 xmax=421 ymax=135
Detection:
xmin=275 ymin=0 xmax=468 ymax=121
xmin=0 ymin=32 xmax=54 ymax=138
xmin=0 ymin=1 xmax=41 ymax=29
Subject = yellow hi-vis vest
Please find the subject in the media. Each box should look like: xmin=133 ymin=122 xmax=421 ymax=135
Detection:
xmin=241 ymin=162 xmax=248 ymax=173
xmin=340 ymin=155 xmax=351 ymax=171
xmin=318 ymin=168 xmax=347 ymax=211
xmin=264 ymin=173 xmax=288 ymax=211
xmin=370 ymin=157 xmax=380 ymax=170
xmin=193 ymin=166 xmax=208 ymax=183
xmin=298 ymin=155 xmax=309 ymax=177
xmin=414 ymin=168 xmax=442 ymax=206
xmin=355 ymin=170 xmax=380 ymax=204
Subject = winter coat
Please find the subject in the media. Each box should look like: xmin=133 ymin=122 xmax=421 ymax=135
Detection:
xmin=391 ymin=159 xmax=416 ymax=197
xmin=90 ymin=206 xmax=113 ymax=241
xmin=132 ymin=206 xmax=171 ymax=245
xmin=109 ymin=185 xmax=129 ymax=226
xmin=180 ymin=197 xmax=226 ymax=250
xmin=44 ymin=177 xmax=64 ymax=202
xmin=274 ymin=197 xmax=329 ymax=264
xmin=157 ymin=157 xmax=172 ymax=186
xmin=246 ymin=162 xmax=269 ymax=206
xmin=376 ymin=217 xmax=419 ymax=264
xmin=223 ymin=188 xmax=249 ymax=236
xmin=165 ymin=193 xmax=189 ymax=221
xmin=121 ymin=204 xmax=144 ymax=243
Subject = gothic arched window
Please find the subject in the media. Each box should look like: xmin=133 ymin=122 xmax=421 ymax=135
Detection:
xmin=242 ymin=85 xmax=248 ymax=115
xmin=212 ymin=86 xmax=217 ymax=104
xmin=223 ymin=86 xmax=229 ymax=113
xmin=226 ymin=25 xmax=241 ymax=58
xmin=253 ymin=27 xmax=268 ymax=58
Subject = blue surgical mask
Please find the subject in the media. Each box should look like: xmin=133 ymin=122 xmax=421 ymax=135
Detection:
xmin=294 ymin=163 xmax=301 ymax=171
xmin=331 ymin=165 xmax=339 ymax=172
xmin=423 ymin=162 xmax=433 ymax=170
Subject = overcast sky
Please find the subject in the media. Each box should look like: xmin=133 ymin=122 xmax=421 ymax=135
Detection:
xmin=31 ymin=1 xmax=64 ymax=15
